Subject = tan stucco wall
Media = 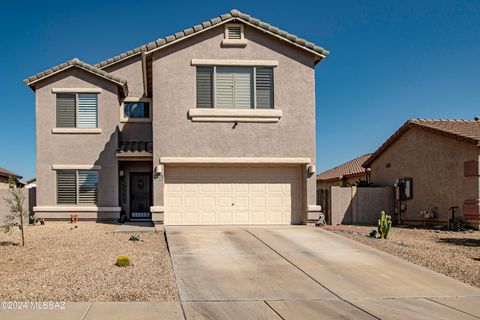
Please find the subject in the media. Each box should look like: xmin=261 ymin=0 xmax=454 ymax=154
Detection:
xmin=0 ymin=177 xmax=9 ymax=189
xmin=35 ymin=69 xmax=120 ymax=216
xmin=104 ymin=56 xmax=145 ymax=97
xmin=369 ymin=128 xmax=479 ymax=224
xmin=151 ymin=24 xmax=318 ymax=222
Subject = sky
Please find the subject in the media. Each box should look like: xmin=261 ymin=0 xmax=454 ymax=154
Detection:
xmin=1 ymin=0 xmax=479 ymax=180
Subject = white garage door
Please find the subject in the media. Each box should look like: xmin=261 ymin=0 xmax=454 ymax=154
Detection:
xmin=164 ymin=166 xmax=301 ymax=225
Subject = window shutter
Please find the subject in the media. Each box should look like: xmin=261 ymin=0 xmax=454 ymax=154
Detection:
xmin=78 ymin=94 xmax=98 ymax=128
xmin=196 ymin=67 xmax=213 ymax=108
xmin=57 ymin=171 xmax=77 ymax=204
xmin=234 ymin=68 xmax=253 ymax=109
xmin=56 ymin=94 xmax=76 ymax=128
xmin=227 ymin=25 xmax=242 ymax=39
xmin=78 ymin=171 xmax=99 ymax=204
xmin=255 ymin=68 xmax=274 ymax=109
xmin=216 ymin=68 xmax=235 ymax=108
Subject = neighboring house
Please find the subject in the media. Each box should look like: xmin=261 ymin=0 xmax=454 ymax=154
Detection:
xmin=363 ymin=119 xmax=480 ymax=229
xmin=0 ymin=166 xmax=23 ymax=189
xmin=316 ymin=154 xmax=371 ymax=188
xmin=24 ymin=9 xmax=328 ymax=225
xmin=24 ymin=178 xmax=37 ymax=189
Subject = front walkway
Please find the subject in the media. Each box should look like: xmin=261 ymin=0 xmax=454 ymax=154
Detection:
xmin=2 ymin=226 xmax=480 ymax=319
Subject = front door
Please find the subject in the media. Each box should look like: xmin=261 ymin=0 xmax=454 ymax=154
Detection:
xmin=130 ymin=173 xmax=152 ymax=220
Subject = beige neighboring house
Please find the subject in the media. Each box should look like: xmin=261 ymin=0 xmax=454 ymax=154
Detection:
xmin=317 ymin=154 xmax=371 ymax=189
xmin=363 ymin=119 xmax=480 ymax=229
xmin=24 ymin=178 xmax=36 ymax=189
xmin=24 ymin=9 xmax=328 ymax=225
xmin=0 ymin=166 xmax=23 ymax=189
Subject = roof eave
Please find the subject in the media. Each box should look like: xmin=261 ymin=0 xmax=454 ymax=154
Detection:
xmin=24 ymin=64 xmax=128 ymax=96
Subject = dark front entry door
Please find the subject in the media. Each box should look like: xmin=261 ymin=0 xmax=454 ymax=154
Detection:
xmin=130 ymin=173 xmax=152 ymax=220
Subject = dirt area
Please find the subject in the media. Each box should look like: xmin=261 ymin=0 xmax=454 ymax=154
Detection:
xmin=323 ymin=225 xmax=480 ymax=288
xmin=0 ymin=222 xmax=178 ymax=302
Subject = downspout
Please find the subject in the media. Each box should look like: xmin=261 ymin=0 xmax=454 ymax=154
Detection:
xmin=141 ymin=51 xmax=149 ymax=97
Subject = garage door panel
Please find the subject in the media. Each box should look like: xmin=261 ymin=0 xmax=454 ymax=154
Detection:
xmin=165 ymin=166 xmax=301 ymax=225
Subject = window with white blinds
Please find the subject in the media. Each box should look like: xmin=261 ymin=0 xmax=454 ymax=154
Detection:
xmin=56 ymin=170 xmax=98 ymax=205
xmin=56 ymin=93 xmax=98 ymax=128
xmin=196 ymin=66 xmax=273 ymax=109
xmin=78 ymin=94 xmax=98 ymax=128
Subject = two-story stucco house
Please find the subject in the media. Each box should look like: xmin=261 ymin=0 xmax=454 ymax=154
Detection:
xmin=24 ymin=9 xmax=328 ymax=225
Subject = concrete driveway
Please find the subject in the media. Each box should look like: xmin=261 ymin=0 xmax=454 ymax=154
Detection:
xmin=166 ymin=226 xmax=480 ymax=320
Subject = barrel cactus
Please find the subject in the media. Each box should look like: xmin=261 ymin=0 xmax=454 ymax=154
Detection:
xmin=116 ymin=255 xmax=131 ymax=267
xmin=377 ymin=211 xmax=392 ymax=239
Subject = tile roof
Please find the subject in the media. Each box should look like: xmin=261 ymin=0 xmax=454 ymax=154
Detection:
xmin=95 ymin=9 xmax=329 ymax=69
xmin=363 ymin=119 xmax=480 ymax=167
xmin=0 ymin=166 xmax=22 ymax=179
xmin=117 ymin=141 xmax=153 ymax=153
xmin=317 ymin=154 xmax=371 ymax=182
xmin=23 ymin=58 xmax=129 ymax=96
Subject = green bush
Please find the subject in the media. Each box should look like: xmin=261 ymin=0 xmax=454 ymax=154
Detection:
xmin=129 ymin=233 xmax=140 ymax=241
xmin=116 ymin=255 xmax=131 ymax=267
xmin=377 ymin=211 xmax=392 ymax=239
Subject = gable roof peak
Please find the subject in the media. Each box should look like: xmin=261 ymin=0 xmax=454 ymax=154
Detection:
xmin=363 ymin=118 xmax=480 ymax=167
xmin=94 ymin=9 xmax=329 ymax=69
xmin=23 ymin=57 xmax=129 ymax=96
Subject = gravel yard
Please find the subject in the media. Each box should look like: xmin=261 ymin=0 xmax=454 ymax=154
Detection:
xmin=0 ymin=222 xmax=178 ymax=302
xmin=323 ymin=225 xmax=480 ymax=288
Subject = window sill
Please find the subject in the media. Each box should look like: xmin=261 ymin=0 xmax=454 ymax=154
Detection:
xmin=52 ymin=128 xmax=102 ymax=134
xmin=221 ymin=39 xmax=248 ymax=47
xmin=120 ymin=118 xmax=152 ymax=123
xmin=188 ymin=108 xmax=282 ymax=123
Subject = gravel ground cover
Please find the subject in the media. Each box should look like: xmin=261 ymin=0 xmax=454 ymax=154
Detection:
xmin=0 ymin=222 xmax=178 ymax=301
xmin=323 ymin=225 xmax=480 ymax=288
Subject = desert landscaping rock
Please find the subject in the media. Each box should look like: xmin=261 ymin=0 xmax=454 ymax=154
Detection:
xmin=0 ymin=222 xmax=178 ymax=301
xmin=324 ymin=226 xmax=480 ymax=288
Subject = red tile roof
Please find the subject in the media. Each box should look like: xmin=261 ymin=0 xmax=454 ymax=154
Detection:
xmin=0 ymin=166 xmax=22 ymax=179
xmin=317 ymin=154 xmax=371 ymax=182
xmin=364 ymin=119 xmax=480 ymax=167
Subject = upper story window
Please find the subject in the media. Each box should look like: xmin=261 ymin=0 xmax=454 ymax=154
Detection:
xmin=196 ymin=66 xmax=273 ymax=109
xmin=121 ymin=98 xmax=151 ymax=122
xmin=124 ymin=102 xmax=150 ymax=118
xmin=56 ymin=93 xmax=98 ymax=128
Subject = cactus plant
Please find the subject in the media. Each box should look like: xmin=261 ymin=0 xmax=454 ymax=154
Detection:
xmin=377 ymin=211 xmax=392 ymax=239
xmin=115 ymin=255 xmax=131 ymax=267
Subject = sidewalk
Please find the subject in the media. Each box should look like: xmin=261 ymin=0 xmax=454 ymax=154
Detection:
xmin=0 ymin=302 xmax=184 ymax=320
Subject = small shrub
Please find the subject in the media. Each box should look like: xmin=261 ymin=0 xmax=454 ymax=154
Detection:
xmin=116 ymin=255 xmax=131 ymax=267
xmin=377 ymin=211 xmax=392 ymax=239
xmin=129 ymin=233 xmax=140 ymax=241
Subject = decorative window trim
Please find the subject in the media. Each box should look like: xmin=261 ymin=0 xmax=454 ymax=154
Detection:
xmin=52 ymin=165 xmax=101 ymax=170
xmin=222 ymin=23 xmax=248 ymax=47
xmin=191 ymin=59 xmax=278 ymax=67
xmin=188 ymin=108 xmax=281 ymax=123
xmin=52 ymin=88 xmax=102 ymax=93
xmin=120 ymin=97 xmax=152 ymax=123
xmin=52 ymin=128 xmax=102 ymax=134
xmin=194 ymin=65 xmax=275 ymax=111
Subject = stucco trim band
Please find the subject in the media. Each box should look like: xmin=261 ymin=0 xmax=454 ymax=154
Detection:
xmin=150 ymin=206 xmax=165 ymax=213
xmin=188 ymin=109 xmax=282 ymax=122
xmin=52 ymin=128 xmax=102 ymax=134
xmin=34 ymin=206 xmax=121 ymax=212
xmin=307 ymin=205 xmax=322 ymax=212
xmin=51 ymin=165 xmax=102 ymax=170
xmin=191 ymin=59 xmax=278 ymax=67
xmin=159 ymin=157 xmax=311 ymax=164
xmin=52 ymin=88 xmax=102 ymax=93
